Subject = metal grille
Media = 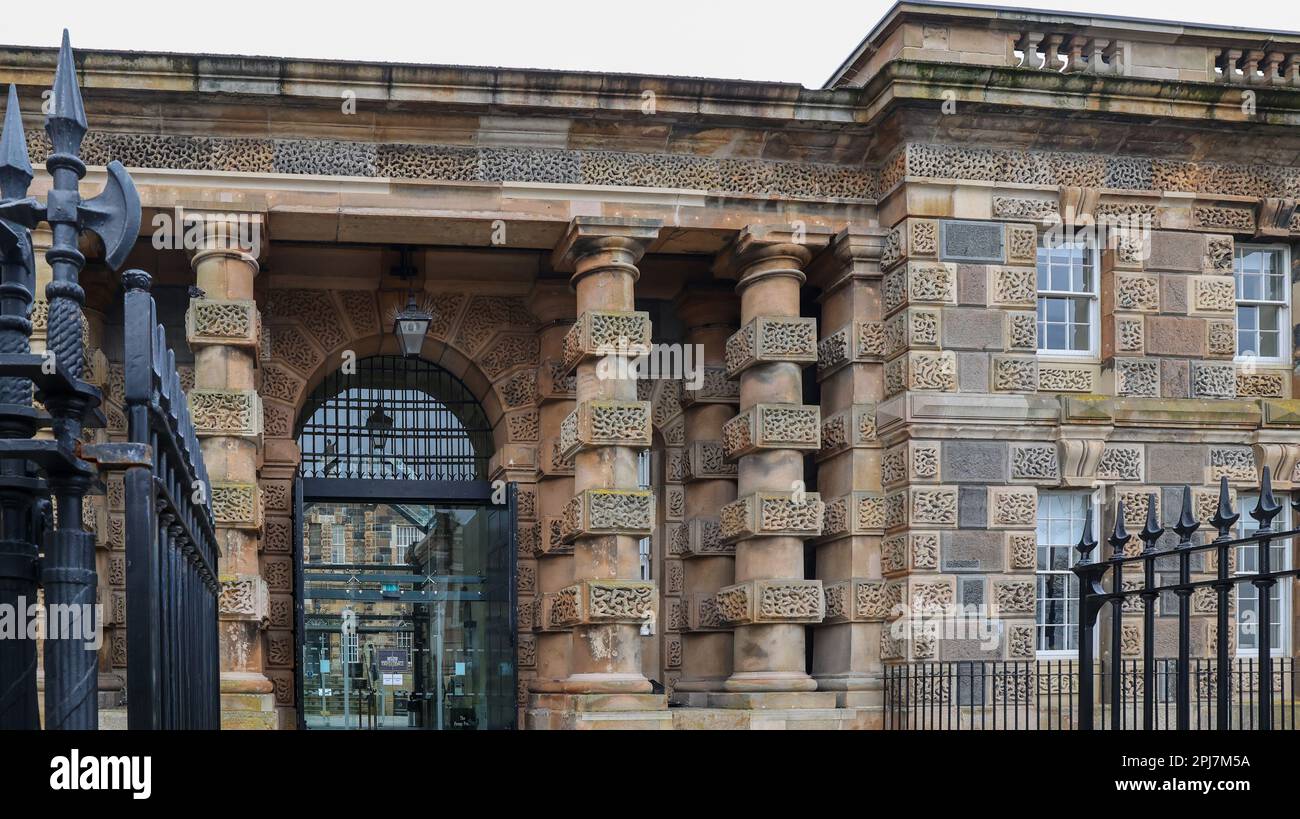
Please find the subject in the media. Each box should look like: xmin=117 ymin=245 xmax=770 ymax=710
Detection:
xmin=296 ymin=355 xmax=492 ymax=481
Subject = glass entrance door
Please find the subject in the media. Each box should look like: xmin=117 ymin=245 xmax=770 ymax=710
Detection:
xmin=297 ymin=495 xmax=516 ymax=729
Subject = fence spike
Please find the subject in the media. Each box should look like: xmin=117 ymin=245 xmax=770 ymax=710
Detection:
xmin=45 ymin=30 xmax=87 ymax=155
xmin=1250 ymin=464 xmax=1283 ymax=532
xmin=1108 ymin=498 xmax=1130 ymax=558
xmin=1138 ymin=492 xmax=1163 ymax=553
xmin=0 ymin=84 xmax=33 ymax=199
xmin=1076 ymin=505 xmax=1098 ymax=563
xmin=1210 ymin=475 xmax=1239 ymax=541
xmin=1174 ymin=484 xmax=1199 ymax=545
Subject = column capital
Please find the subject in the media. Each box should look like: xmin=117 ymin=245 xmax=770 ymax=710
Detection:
xmin=672 ymin=283 xmax=738 ymax=330
xmin=711 ymin=223 xmax=833 ymax=285
xmin=550 ymin=217 xmax=662 ymax=284
xmin=179 ymin=208 xmax=267 ymax=269
xmin=807 ymin=226 xmax=887 ymax=293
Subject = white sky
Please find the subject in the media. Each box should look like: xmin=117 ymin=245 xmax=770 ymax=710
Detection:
xmin=2 ymin=0 xmax=1298 ymax=88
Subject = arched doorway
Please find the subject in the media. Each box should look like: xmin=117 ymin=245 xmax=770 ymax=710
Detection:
xmin=292 ymin=355 xmax=517 ymax=730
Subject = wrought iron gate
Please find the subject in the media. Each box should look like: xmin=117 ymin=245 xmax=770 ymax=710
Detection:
xmin=0 ymin=32 xmax=219 ymax=729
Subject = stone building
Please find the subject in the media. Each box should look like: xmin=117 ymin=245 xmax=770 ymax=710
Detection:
xmin=5 ymin=1 xmax=1299 ymax=729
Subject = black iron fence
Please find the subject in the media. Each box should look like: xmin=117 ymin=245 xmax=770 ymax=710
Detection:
xmin=884 ymin=658 xmax=1299 ymax=730
xmin=1075 ymin=472 xmax=1298 ymax=731
xmin=0 ymin=33 xmax=219 ymax=729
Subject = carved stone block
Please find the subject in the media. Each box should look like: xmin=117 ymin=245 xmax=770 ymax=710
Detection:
xmin=559 ymin=399 xmax=652 ymax=459
xmin=211 ymin=482 xmax=261 ymax=530
xmin=1038 ymin=362 xmax=1096 ymax=393
xmin=719 ymin=492 xmax=824 ymax=543
xmin=724 ymin=315 xmax=818 ymax=377
xmin=1114 ymin=273 xmax=1160 ymax=313
xmin=190 ymin=389 xmax=263 ymax=438
xmin=989 ymin=267 xmax=1037 ymax=307
xmin=218 ymin=574 xmax=268 ymax=622
xmin=721 ymin=403 xmax=820 ymax=460
xmin=988 ymin=486 xmax=1037 ymax=528
xmin=186 ymin=298 xmax=260 ymax=349
xmin=992 ymin=355 xmax=1038 ymax=393
xmin=1190 ymin=361 xmax=1237 ymax=399
xmin=1189 ymin=276 xmax=1236 ymax=315
xmin=561 ymin=309 xmax=652 ymax=373
xmin=907 ymin=486 xmax=959 ymax=528
xmin=558 ymin=489 xmax=654 ymax=542
xmin=1011 ymin=443 xmax=1059 ymax=483
xmin=682 ymin=516 xmax=733 ymax=557
xmin=681 ymin=366 xmax=740 ymax=406
xmin=551 ymin=580 xmax=657 ymax=626
xmin=1115 ymin=358 xmax=1159 ymax=397
xmin=882 ymin=262 xmax=957 ymax=315
xmin=715 ymin=579 xmax=824 ymax=625
xmin=684 ymin=440 xmax=737 ymax=481
xmin=821 ymin=492 xmax=887 ymax=539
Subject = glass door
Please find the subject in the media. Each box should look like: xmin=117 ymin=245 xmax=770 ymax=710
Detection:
xmin=296 ymin=489 xmax=516 ymax=729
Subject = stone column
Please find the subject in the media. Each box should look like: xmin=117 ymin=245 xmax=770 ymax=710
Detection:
xmin=186 ymin=213 xmax=276 ymax=729
xmin=551 ymin=217 xmax=662 ymax=700
xmin=807 ymin=228 xmax=886 ymax=712
xmin=671 ymin=286 xmax=739 ymax=703
xmin=714 ymin=225 xmax=829 ymax=703
xmin=525 ymin=281 xmax=576 ymax=710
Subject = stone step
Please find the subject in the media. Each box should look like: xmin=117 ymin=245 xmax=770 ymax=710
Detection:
xmin=221 ymin=710 xmax=279 ymax=730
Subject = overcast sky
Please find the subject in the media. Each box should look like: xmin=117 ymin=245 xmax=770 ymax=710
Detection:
xmin=3 ymin=0 xmax=1298 ymax=88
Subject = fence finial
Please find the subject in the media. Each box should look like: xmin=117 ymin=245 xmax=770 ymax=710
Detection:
xmin=45 ymin=30 xmax=87 ymax=155
xmin=1108 ymin=498 xmax=1130 ymax=558
xmin=1138 ymin=492 xmax=1163 ymax=553
xmin=1076 ymin=505 xmax=1097 ymax=564
xmin=1210 ymin=475 xmax=1239 ymax=541
xmin=1174 ymin=484 xmax=1199 ymax=546
xmin=0 ymin=84 xmax=33 ymax=199
xmin=121 ymin=268 xmax=151 ymax=292
xmin=1250 ymin=464 xmax=1283 ymax=532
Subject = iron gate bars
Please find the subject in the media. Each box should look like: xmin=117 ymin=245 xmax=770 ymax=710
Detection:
xmin=0 ymin=31 xmax=141 ymax=729
xmin=109 ymin=271 xmax=220 ymax=729
xmin=1075 ymin=468 xmax=1299 ymax=731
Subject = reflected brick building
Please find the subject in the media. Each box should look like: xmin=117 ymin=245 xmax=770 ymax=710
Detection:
xmin=5 ymin=2 xmax=1299 ymax=729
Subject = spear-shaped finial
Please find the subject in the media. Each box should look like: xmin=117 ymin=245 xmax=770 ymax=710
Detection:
xmin=1210 ymin=475 xmax=1239 ymax=541
xmin=45 ymin=29 xmax=87 ymax=156
xmin=1076 ymin=505 xmax=1098 ymax=564
xmin=1138 ymin=492 xmax=1163 ymax=553
xmin=1250 ymin=464 xmax=1283 ymax=532
xmin=1108 ymin=498 xmax=1130 ymax=558
xmin=1174 ymin=484 xmax=1200 ymax=546
xmin=0 ymin=84 xmax=33 ymax=200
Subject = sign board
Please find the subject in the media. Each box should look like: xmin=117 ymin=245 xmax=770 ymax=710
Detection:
xmin=382 ymin=673 xmax=401 ymax=686
xmin=375 ymin=648 xmax=410 ymax=673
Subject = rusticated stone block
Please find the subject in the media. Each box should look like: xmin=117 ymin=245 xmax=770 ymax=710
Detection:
xmin=721 ymin=403 xmax=820 ymax=460
xmin=558 ymin=489 xmax=654 ymax=543
xmin=558 ymin=399 xmax=652 ymax=459
xmin=724 ymin=315 xmax=818 ymax=377
xmin=211 ymin=482 xmax=261 ymax=530
xmin=549 ymin=580 xmax=656 ymax=627
xmin=820 ymin=492 xmax=887 ymax=539
xmin=218 ymin=574 xmax=268 ymax=622
xmin=715 ymin=579 xmax=824 ymax=625
xmin=681 ymin=516 xmax=732 ymax=557
xmin=561 ymin=309 xmax=652 ymax=374
xmin=683 ymin=440 xmax=737 ymax=481
xmin=681 ymin=366 xmax=740 ymax=406
xmin=719 ymin=491 xmax=824 ymax=543
xmin=186 ymin=298 xmax=260 ymax=349
xmin=190 ymin=389 xmax=263 ymax=438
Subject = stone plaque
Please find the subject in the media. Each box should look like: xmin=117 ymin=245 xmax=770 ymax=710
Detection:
xmin=940 ymin=220 xmax=1004 ymax=263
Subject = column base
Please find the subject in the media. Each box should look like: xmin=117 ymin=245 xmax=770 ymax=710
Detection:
xmin=813 ymin=672 xmax=883 ymax=707
xmin=722 ymin=670 xmax=819 ymax=693
xmin=220 ymin=671 xmax=278 ymax=730
xmin=707 ymin=691 xmax=839 ymax=710
xmin=526 ymin=692 xmax=669 ymax=729
xmin=561 ymin=672 xmax=653 ymax=694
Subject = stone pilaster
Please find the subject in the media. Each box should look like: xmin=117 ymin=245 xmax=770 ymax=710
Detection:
xmin=525 ymin=281 xmax=575 ymax=705
xmin=671 ymin=287 xmax=739 ymax=703
xmin=550 ymin=217 xmax=662 ymax=699
xmin=186 ymin=213 xmax=276 ymax=729
xmin=808 ymin=228 xmax=886 ymax=710
xmin=713 ymin=224 xmax=829 ymax=701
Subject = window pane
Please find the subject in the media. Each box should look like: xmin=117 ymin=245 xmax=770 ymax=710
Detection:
xmin=1046 ymin=298 xmax=1065 ymax=322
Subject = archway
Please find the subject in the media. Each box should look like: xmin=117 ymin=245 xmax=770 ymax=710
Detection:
xmin=291 ymin=354 xmax=517 ymax=731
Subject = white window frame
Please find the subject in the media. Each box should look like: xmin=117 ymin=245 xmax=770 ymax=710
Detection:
xmin=331 ymin=524 xmax=346 ymax=565
xmin=1234 ymin=243 xmax=1291 ymax=365
xmin=391 ymin=524 xmax=419 ymax=565
xmin=1035 ymin=488 xmax=1102 ymax=658
xmin=343 ymin=633 xmax=359 ymax=664
xmin=1233 ymin=493 xmax=1291 ymax=658
xmin=1036 ymin=237 xmax=1101 ymax=359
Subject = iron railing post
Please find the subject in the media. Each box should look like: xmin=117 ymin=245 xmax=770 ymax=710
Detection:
xmin=1137 ymin=493 xmax=1163 ymax=730
xmin=1173 ymin=485 xmax=1200 ymax=731
xmin=1209 ymin=476 xmax=1238 ymax=730
xmin=1072 ymin=508 xmax=1100 ymax=730
xmin=1248 ymin=467 xmax=1282 ymax=731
